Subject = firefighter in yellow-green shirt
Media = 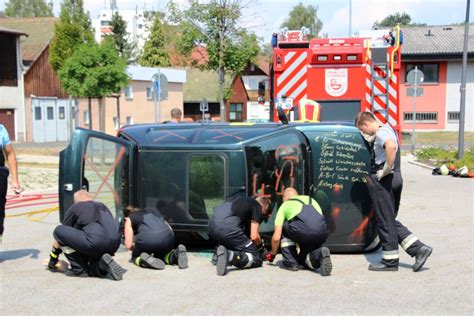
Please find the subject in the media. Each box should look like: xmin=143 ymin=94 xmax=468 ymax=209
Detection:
xmin=266 ymin=188 xmax=332 ymax=276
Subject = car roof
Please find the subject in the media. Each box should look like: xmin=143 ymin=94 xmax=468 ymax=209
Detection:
xmin=118 ymin=121 xmax=358 ymax=149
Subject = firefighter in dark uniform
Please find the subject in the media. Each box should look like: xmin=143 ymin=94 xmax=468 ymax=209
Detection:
xmin=266 ymin=188 xmax=332 ymax=275
xmin=208 ymin=196 xmax=271 ymax=276
xmin=0 ymin=124 xmax=21 ymax=244
xmin=355 ymin=111 xmax=433 ymax=271
xmin=47 ymin=190 xmax=125 ymax=280
xmin=123 ymin=206 xmax=188 ymax=269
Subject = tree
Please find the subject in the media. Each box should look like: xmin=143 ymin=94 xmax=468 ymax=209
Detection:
xmin=138 ymin=12 xmax=171 ymax=67
xmin=281 ymin=2 xmax=323 ymax=39
xmin=4 ymin=0 xmax=53 ymax=17
xmin=108 ymin=11 xmax=134 ymax=64
xmin=58 ymin=41 xmax=129 ymax=98
xmin=373 ymin=12 xmax=426 ymax=29
xmin=49 ymin=0 xmax=94 ymax=73
xmin=169 ymin=0 xmax=260 ymax=122
xmin=58 ymin=40 xmax=130 ymax=131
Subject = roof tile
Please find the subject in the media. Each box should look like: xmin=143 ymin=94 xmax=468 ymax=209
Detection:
xmin=0 ymin=17 xmax=57 ymax=63
xmin=402 ymin=25 xmax=474 ymax=55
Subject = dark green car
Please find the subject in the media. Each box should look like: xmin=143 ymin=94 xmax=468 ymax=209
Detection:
xmin=59 ymin=122 xmax=378 ymax=253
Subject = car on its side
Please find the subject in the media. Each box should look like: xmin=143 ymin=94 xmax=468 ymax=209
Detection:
xmin=59 ymin=122 xmax=378 ymax=253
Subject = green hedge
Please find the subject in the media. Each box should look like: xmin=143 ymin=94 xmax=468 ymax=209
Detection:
xmin=415 ymin=147 xmax=474 ymax=170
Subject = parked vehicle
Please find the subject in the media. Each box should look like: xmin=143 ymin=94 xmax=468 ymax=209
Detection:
xmin=59 ymin=122 xmax=378 ymax=252
xmin=270 ymin=26 xmax=402 ymax=131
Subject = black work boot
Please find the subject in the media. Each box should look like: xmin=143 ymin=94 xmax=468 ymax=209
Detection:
xmin=216 ymin=245 xmax=229 ymax=276
xmin=175 ymin=244 xmax=188 ymax=269
xmin=99 ymin=254 xmax=126 ymax=280
xmin=280 ymin=261 xmax=299 ymax=271
xmin=319 ymin=247 xmax=332 ymax=276
xmin=211 ymin=248 xmax=218 ymax=266
xmin=413 ymin=245 xmax=433 ymax=272
xmin=47 ymin=247 xmax=63 ymax=271
xmin=139 ymin=252 xmax=165 ymax=270
xmin=368 ymin=260 xmax=398 ymax=271
xmin=65 ymin=269 xmax=88 ymax=278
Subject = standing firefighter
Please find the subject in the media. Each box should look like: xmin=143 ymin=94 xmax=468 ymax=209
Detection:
xmin=47 ymin=190 xmax=125 ymax=280
xmin=208 ymin=196 xmax=271 ymax=276
xmin=355 ymin=111 xmax=433 ymax=271
xmin=0 ymin=124 xmax=21 ymax=244
xmin=123 ymin=206 xmax=188 ymax=270
xmin=267 ymin=188 xmax=332 ymax=275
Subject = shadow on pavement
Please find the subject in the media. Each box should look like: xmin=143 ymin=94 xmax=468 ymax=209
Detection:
xmin=0 ymin=248 xmax=40 ymax=262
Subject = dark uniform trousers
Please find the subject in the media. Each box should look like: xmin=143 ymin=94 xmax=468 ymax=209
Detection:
xmin=53 ymin=211 xmax=120 ymax=275
xmin=366 ymin=173 xmax=399 ymax=264
xmin=132 ymin=229 xmax=175 ymax=261
xmin=393 ymin=172 xmax=423 ymax=257
xmin=281 ymin=205 xmax=328 ymax=269
xmin=208 ymin=203 xmax=262 ymax=269
xmin=0 ymin=167 xmax=8 ymax=236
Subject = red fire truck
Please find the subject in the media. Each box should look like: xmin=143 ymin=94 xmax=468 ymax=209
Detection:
xmin=270 ymin=26 xmax=402 ymax=130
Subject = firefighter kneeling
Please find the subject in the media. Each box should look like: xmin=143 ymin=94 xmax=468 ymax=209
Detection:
xmin=208 ymin=196 xmax=271 ymax=276
xmin=267 ymin=188 xmax=332 ymax=276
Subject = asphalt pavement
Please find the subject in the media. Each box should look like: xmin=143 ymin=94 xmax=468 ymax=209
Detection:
xmin=0 ymin=157 xmax=473 ymax=314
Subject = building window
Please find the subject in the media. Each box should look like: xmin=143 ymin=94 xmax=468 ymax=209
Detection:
xmin=126 ymin=116 xmax=134 ymax=125
xmin=100 ymin=20 xmax=110 ymax=26
xmin=113 ymin=117 xmax=119 ymax=129
xmin=59 ymin=107 xmax=65 ymax=120
xmin=47 ymin=106 xmax=54 ymax=120
xmin=0 ymin=35 xmax=18 ymax=86
xmin=34 ymin=107 xmax=42 ymax=120
xmin=405 ymin=63 xmax=439 ymax=83
xmin=229 ymin=103 xmax=243 ymax=121
xmin=124 ymin=86 xmax=133 ymax=99
xmin=83 ymin=110 xmax=90 ymax=125
xmin=447 ymin=111 xmax=460 ymax=122
xmin=403 ymin=112 xmax=438 ymax=123
xmin=146 ymin=87 xmax=154 ymax=100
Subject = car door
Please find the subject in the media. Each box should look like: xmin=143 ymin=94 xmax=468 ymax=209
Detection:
xmin=59 ymin=128 xmax=134 ymax=222
xmin=304 ymin=126 xmax=376 ymax=253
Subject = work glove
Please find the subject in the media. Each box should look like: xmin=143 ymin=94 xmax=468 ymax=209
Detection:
xmin=376 ymin=162 xmax=394 ymax=181
xmin=265 ymin=252 xmax=276 ymax=263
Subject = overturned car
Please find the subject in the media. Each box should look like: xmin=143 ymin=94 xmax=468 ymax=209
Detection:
xmin=59 ymin=122 xmax=378 ymax=253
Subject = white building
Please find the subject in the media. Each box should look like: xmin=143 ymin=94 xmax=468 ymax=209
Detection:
xmin=91 ymin=9 xmax=152 ymax=57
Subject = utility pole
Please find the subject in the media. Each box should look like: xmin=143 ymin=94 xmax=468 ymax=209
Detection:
xmin=349 ymin=0 xmax=352 ymax=37
xmin=457 ymin=0 xmax=470 ymax=159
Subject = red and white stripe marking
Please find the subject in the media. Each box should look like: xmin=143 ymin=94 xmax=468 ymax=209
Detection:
xmin=275 ymin=51 xmax=308 ymax=104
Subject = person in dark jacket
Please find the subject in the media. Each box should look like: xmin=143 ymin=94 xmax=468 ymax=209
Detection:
xmin=123 ymin=206 xmax=188 ymax=270
xmin=47 ymin=190 xmax=125 ymax=280
xmin=355 ymin=111 xmax=432 ymax=272
xmin=208 ymin=196 xmax=271 ymax=276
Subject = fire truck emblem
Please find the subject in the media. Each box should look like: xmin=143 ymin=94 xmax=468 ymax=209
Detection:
xmin=325 ymin=68 xmax=348 ymax=97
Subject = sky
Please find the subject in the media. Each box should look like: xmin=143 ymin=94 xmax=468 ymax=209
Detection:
xmin=1 ymin=0 xmax=472 ymax=43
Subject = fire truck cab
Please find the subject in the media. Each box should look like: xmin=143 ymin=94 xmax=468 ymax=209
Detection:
xmin=271 ymin=27 xmax=402 ymax=129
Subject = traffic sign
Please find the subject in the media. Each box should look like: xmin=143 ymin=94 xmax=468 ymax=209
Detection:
xmin=200 ymin=99 xmax=209 ymax=112
xmin=276 ymin=97 xmax=293 ymax=110
xmin=407 ymin=87 xmax=424 ymax=97
xmin=406 ymin=69 xmax=424 ymax=85
xmin=152 ymin=72 xmax=168 ymax=100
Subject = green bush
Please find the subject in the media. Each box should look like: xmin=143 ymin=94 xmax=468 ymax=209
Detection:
xmin=415 ymin=146 xmax=474 ymax=170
